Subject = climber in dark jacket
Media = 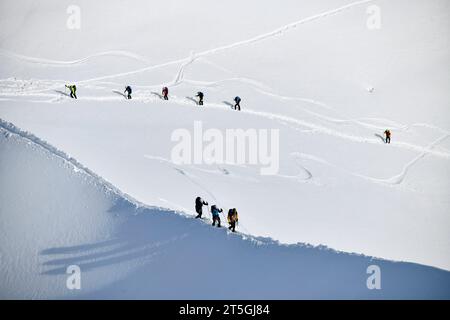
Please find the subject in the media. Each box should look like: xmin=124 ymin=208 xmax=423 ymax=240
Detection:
xmin=162 ymin=87 xmax=169 ymax=100
xmin=234 ymin=96 xmax=241 ymax=111
xmin=384 ymin=129 xmax=391 ymax=144
xmin=195 ymin=196 xmax=208 ymax=219
xmin=124 ymin=86 xmax=132 ymax=99
xmin=196 ymin=91 xmax=204 ymax=105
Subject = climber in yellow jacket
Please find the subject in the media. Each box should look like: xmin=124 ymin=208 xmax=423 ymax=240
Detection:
xmin=227 ymin=208 xmax=239 ymax=232
xmin=65 ymin=84 xmax=77 ymax=99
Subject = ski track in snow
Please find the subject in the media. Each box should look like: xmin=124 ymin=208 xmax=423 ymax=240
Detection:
xmin=181 ymin=77 xmax=450 ymax=136
xmin=2 ymin=75 xmax=449 ymax=138
xmin=1 ymin=74 xmax=450 ymax=162
xmin=144 ymin=155 xmax=257 ymax=229
xmin=0 ymin=0 xmax=377 ymax=85
xmin=1 ymin=82 xmax=449 ymax=162
xmin=82 ymin=0 xmax=376 ymax=83
xmin=143 ymin=155 xmax=221 ymax=206
xmin=144 ymin=154 xmax=312 ymax=184
xmin=251 ymin=88 xmax=450 ymax=134
xmin=292 ymin=152 xmax=375 ymax=183
xmin=4 ymin=0 xmax=438 ymax=145
xmin=0 ymin=49 xmax=151 ymax=66
xmin=234 ymin=106 xmax=450 ymax=160
xmin=170 ymin=51 xmax=197 ymax=86
xmin=1 ymin=0 xmax=448 ymax=141
xmin=1 ymin=0 xmax=449 ymax=186
xmin=0 ymin=118 xmax=254 ymax=239
xmin=182 ymin=77 xmax=274 ymax=95
xmin=293 ymin=133 xmax=450 ymax=186
xmin=355 ymin=134 xmax=450 ymax=185
xmin=2 ymin=66 xmax=449 ymax=140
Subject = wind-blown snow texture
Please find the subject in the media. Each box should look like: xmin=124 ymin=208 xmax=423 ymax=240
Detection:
xmin=0 ymin=0 xmax=449 ymax=298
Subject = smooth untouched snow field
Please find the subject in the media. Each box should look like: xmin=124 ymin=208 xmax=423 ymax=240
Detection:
xmin=0 ymin=0 xmax=449 ymax=298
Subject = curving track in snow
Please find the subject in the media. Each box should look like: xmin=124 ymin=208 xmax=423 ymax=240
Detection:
xmin=0 ymin=49 xmax=151 ymax=66
xmin=0 ymin=0 xmax=377 ymax=84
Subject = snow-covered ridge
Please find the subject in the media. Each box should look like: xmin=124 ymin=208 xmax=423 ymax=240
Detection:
xmin=0 ymin=117 xmax=359 ymax=249
xmin=1 ymin=118 xmax=450 ymax=299
xmin=0 ymin=117 xmax=141 ymax=207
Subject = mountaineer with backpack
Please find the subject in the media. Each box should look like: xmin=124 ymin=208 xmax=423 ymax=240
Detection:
xmin=234 ymin=96 xmax=241 ymax=111
xmin=227 ymin=208 xmax=239 ymax=232
xmin=65 ymin=84 xmax=77 ymax=99
xmin=384 ymin=129 xmax=391 ymax=144
xmin=124 ymin=86 xmax=132 ymax=99
xmin=195 ymin=196 xmax=208 ymax=219
xmin=162 ymin=87 xmax=169 ymax=100
xmin=211 ymin=205 xmax=223 ymax=227
xmin=196 ymin=91 xmax=204 ymax=106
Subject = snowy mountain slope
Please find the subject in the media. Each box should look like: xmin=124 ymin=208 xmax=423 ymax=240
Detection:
xmin=0 ymin=0 xmax=449 ymax=283
xmin=1 ymin=119 xmax=449 ymax=299
xmin=2 ymin=95 xmax=449 ymax=270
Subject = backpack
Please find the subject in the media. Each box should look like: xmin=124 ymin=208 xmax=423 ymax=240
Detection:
xmin=228 ymin=208 xmax=238 ymax=222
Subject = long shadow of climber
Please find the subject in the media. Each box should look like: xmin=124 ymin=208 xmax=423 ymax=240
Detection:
xmin=54 ymin=90 xmax=71 ymax=98
xmin=222 ymin=101 xmax=234 ymax=109
xmin=374 ymin=133 xmax=386 ymax=143
xmin=186 ymin=97 xmax=199 ymax=105
xmin=151 ymin=92 xmax=164 ymax=99
xmin=112 ymin=90 xmax=127 ymax=99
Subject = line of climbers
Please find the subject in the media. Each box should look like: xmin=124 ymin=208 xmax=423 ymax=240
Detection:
xmin=160 ymin=87 xmax=241 ymax=109
xmin=195 ymin=197 xmax=239 ymax=232
xmin=65 ymin=84 xmax=242 ymax=110
xmin=64 ymin=83 xmax=392 ymax=142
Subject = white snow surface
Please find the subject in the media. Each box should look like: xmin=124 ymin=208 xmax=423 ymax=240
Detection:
xmin=0 ymin=0 xmax=449 ymax=298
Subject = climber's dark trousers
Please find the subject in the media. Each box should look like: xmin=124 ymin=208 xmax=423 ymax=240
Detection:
xmin=195 ymin=207 xmax=202 ymax=219
xmin=212 ymin=216 xmax=221 ymax=227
